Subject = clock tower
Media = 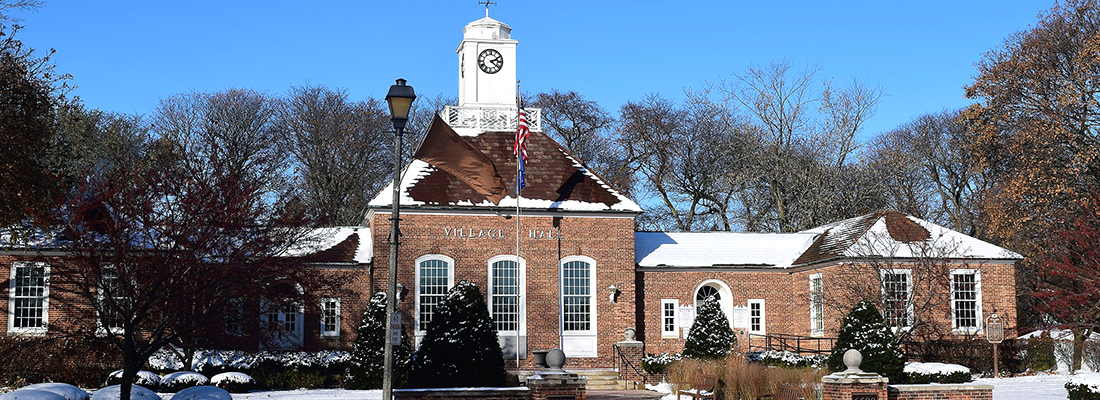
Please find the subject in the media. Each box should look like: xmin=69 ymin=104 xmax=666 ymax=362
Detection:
xmin=457 ymin=16 xmax=518 ymax=107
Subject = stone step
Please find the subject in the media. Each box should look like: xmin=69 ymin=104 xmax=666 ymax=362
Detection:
xmin=514 ymin=369 xmax=626 ymax=390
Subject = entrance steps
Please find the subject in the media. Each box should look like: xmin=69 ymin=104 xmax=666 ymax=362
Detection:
xmin=514 ymin=369 xmax=627 ymax=390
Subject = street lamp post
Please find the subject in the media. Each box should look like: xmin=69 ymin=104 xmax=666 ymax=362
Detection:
xmin=384 ymin=78 xmax=416 ymax=400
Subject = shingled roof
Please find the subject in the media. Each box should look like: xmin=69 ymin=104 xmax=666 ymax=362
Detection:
xmin=368 ymin=127 xmax=641 ymax=213
xmin=635 ymin=210 xmax=1022 ymax=269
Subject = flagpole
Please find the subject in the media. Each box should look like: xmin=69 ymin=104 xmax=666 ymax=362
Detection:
xmin=514 ymin=80 xmax=522 ymax=370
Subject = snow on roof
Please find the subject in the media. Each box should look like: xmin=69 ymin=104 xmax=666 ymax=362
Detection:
xmin=636 ymin=211 xmax=1022 ymax=270
xmin=368 ymin=128 xmax=642 ymax=213
xmin=635 ymin=231 xmax=818 ymax=268
xmin=284 ymin=227 xmax=372 ymax=264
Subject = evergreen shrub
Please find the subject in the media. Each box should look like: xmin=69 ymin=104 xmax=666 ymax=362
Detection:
xmin=411 ymin=281 xmax=506 ymax=388
xmin=826 ymin=301 xmax=905 ymax=382
xmin=682 ymin=295 xmax=736 ymax=360
xmin=1025 ymin=332 xmax=1056 ymax=372
xmin=344 ymin=292 xmax=412 ymax=389
xmin=1067 ymin=380 xmax=1100 ymax=400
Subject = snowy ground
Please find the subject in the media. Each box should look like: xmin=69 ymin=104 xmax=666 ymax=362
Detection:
xmin=229 ymin=389 xmax=381 ymax=400
xmin=644 ymin=372 xmax=1093 ymax=400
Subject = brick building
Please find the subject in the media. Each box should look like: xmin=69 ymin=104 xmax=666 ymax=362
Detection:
xmin=1 ymin=13 xmax=1021 ymax=373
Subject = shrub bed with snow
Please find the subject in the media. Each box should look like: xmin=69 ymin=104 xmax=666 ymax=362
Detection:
xmin=903 ymin=362 xmax=971 ymax=384
xmin=18 ymin=383 xmax=90 ymax=400
xmin=210 ymin=372 xmax=254 ymax=393
xmin=642 ymin=352 xmax=681 ymax=374
xmin=105 ymin=372 xmax=161 ymax=391
xmin=748 ymin=350 xmax=827 ymax=369
xmin=160 ymin=372 xmax=208 ymax=392
xmin=1067 ymin=374 xmax=1100 ymax=400
xmin=167 ymin=386 xmax=231 ymax=400
xmin=89 ymin=385 xmax=160 ymax=400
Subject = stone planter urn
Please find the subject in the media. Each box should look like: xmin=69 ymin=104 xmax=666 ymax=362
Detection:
xmin=532 ymin=350 xmax=550 ymax=368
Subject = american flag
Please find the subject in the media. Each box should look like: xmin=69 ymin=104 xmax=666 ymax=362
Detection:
xmin=514 ymin=106 xmax=529 ymax=191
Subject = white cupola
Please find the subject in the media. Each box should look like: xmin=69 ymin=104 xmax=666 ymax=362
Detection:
xmin=457 ymin=16 xmax=518 ymax=107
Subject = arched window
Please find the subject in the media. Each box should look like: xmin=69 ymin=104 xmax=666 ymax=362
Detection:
xmin=416 ymin=255 xmax=455 ymax=333
xmin=696 ymin=285 xmax=720 ymax=302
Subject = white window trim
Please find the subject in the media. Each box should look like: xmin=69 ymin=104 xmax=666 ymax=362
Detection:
xmin=661 ymin=299 xmax=679 ymax=338
xmin=950 ymin=269 xmax=983 ymax=334
xmin=8 ymin=261 xmax=49 ymax=336
xmin=320 ymin=297 xmax=341 ymax=338
xmin=415 ymin=254 xmax=455 ymax=337
xmin=748 ymin=299 xmax=766 ymax=335
xmin=693 ymin=279 xmax=733 ymax=329
xmin=487 ymin=255 xmax=526 ymax=336
xmin=880 ymin=268 xmax=914 ymax=331
xmin=559 ymin=255 xmax=597 ymax=336
xmin=809 ymin=273 xmax=824 ymax=337
xmin=96 ymin=265 xmax=126 ymax=336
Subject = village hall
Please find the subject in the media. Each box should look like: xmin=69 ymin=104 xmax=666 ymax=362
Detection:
xmin=1 ymin=13 xmax=1021 ymax=372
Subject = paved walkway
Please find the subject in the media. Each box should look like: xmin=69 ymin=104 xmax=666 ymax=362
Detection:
xmin=586 ymin=390 xmax=664 ymax=399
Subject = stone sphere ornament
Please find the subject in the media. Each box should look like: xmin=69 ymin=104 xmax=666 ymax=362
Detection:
xmin=843 ymin=349 xmax=863 ymax=372
xmin=624 ymin=327 xmax=636 ymax=340
xmin=546 ymin=348 xmax=567 ymax=371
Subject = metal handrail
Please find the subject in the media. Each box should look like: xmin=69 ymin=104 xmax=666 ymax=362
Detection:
xmin=752 ymin=333 xmax=836 ymax=354
xmin=612 ymin=343 xmax=648 ymax=389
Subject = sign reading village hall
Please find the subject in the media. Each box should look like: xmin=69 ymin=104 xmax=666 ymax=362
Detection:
xmin=442 ymin=227 xmax=563 ymax=240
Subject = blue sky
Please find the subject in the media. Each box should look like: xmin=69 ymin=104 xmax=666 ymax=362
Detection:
xmin=11 ymin=1 xmax=1048 ymax=139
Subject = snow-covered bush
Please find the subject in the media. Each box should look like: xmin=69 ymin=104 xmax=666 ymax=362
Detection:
xmin=749 ymin=350 xmax=826 ymax=369
xmin=412 ymin=281 xmax=505 ymax=388
xmin=826 ymin=301 xmax=905 ymax=382
xmin=167 ymin=386 xmax=231 ymax=400
xmin=903 ymin=362 xmax=971 ymax=384
xmin=210 ymin=373 xmax=254 ymax=393
xmin=89 ymin=385 xmax=160 ymax=400
xmin=682 ymin=295 xmax=736 ymax=360
xmin=160 ymin=372 xmax=209 ymax=392
xmin=1067 ymin=374 xmax=1100 ymax=400
xmin=105 ymin=371 xmax=161 ymax=391
xmin=0 ymin=389 xmax=69 ymax=400
xmin=19 ymin=383 xmax=90 ymax=400
xmin=345 ymin=292 xmax=412 ymax=389
xmin=641 ymin=352 xmax=681 ymax=374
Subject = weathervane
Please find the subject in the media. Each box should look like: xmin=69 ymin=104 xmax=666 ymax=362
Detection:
xmin=479 ymin=0 xmax=496 ymax=18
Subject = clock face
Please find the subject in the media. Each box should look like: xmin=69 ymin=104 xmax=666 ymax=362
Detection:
xmin=478 ymin=49 xmax=503 ymax=74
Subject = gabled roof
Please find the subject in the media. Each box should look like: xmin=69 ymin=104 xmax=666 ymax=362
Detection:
xmin=635 ymin=211 xmax=1022 ymax=269
xmin=368 ymin=128 xmax=642 ymax=213
xmin=285 ymin=227 xmax=372 ymax=264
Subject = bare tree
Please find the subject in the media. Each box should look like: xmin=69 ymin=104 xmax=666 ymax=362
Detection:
xmin=278 ymin=84 xmax=392 ymax=225
xmin=53 ymin=89 xmax=349 ymax=400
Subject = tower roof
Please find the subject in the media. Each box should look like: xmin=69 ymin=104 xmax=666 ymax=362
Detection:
xmin=463 ymin=16 xmax=512 ymax=40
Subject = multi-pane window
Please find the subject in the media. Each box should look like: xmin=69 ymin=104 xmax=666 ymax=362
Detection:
xmin=99 ymin=265 xmax=126 ymax=333
xmin=952 ymin=270 xmax=981 ymax=332
xmin=225 ymin=298 xmax=243 ymax=336
xmin=696 ymin=285 xmax=720 ymax=302
xmin=748 ymin=299 xmax=765 ymax=334
xmin=320 ymin=298 xmax=341 ymax=337
xmin=882 ymin=270 xmax=912 ymax=329
xmin=491 ymin=259 xmax=520 ymax=332
xmin=9 ymin=261 xmax=49 ymax=333
xmin=810 ymin=274 xmax=824 ymax=336
xmin=265 ymin=303 xmax=302 ymax=332
xmin=418 ymin=257 xmax=451 ymax=332
xmin=661 ymin=299 xmax=678 ymax=337
xmin=561 ymin=260 xmax=592 ymax=332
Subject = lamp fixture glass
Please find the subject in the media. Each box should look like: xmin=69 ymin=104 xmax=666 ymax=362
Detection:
xmin=386 ymin=78 xmax=417 ymax=130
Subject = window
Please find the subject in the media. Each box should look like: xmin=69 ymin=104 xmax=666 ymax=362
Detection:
xmin=810 ymin=274 xmax=824 ymax=336
xmin=9 ymin=261 xmax=49 ymax=334
xmin=264 ymin=301 xmax=304 ymax=342
xmin=320 ymin=298 xmax=341 ymax=338
xmin=561 ymin=259 xmax=593 ymax=332
xmin=98 ymin=265 xmax=127 ymax=334
xmin=661 ymin=299 xmax=679 ymax=338
xmin=748 ymin=299 xmax=765 ymax=335
xmin=951 ymin=270 xmax=982 ymax=333
xmin=696 ymin=285 xmax=720 ymax=302
xmin=225 ymin=299 xmax=243 ymax=336
xmin=416 ymin=255 xmax=454 ymax=333
xmin=490 ymin=257 xmax=523 ymax=333
xmin=882 ymin=269 xmax=913 ymax=329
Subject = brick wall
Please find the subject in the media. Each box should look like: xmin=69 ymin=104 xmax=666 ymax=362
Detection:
xmin=639 ymin=259 xmax=1018 ymax=355
xmin=888 ymin=384 xmax=994 ymax=400
xmin=370 ymin=211 xmax=637 ymax=369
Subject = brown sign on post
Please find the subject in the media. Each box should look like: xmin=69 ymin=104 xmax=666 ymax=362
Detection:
xmin=986 ymin=314 xmax=1004 ymax=344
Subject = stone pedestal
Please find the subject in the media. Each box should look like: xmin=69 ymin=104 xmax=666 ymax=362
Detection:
xmin=821 ymin=350 xmax=889 ymax=400
xmin=526 ymin=371 xmax=587 ymax=400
